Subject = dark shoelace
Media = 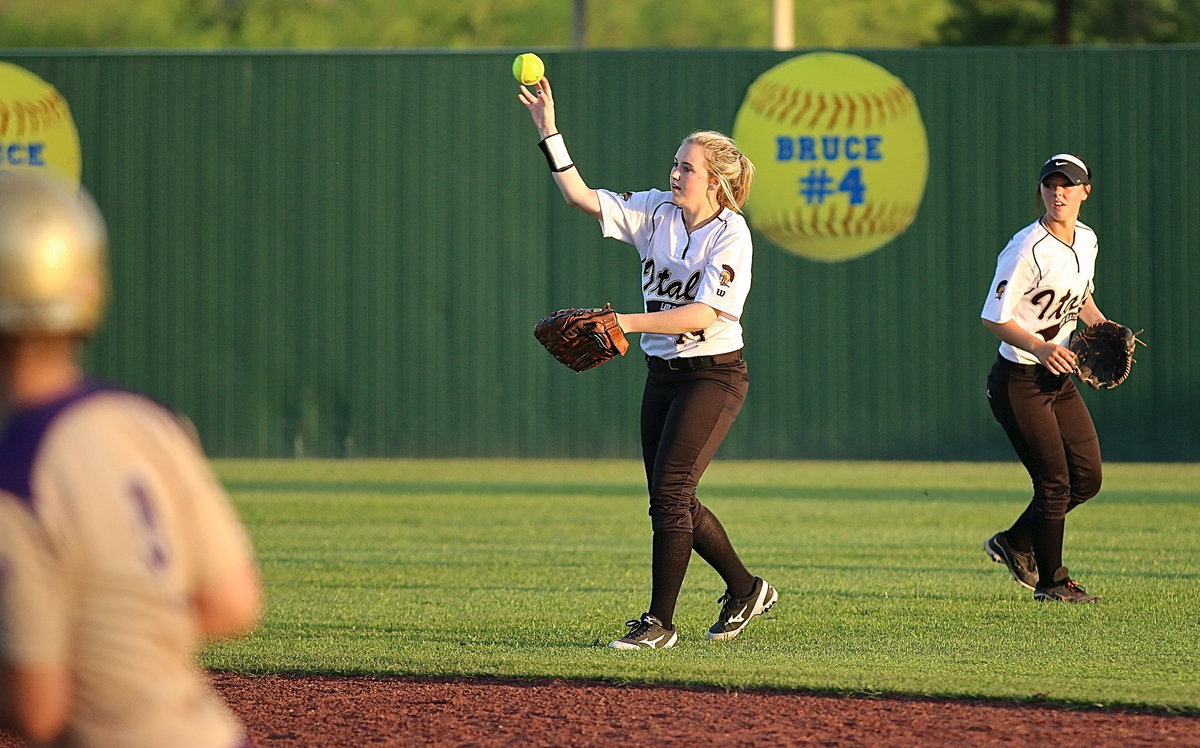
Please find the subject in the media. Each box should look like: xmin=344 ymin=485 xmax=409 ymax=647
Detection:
xmin=623 ymin=618 xmax=654 ymax=637
xmin=715 ymin=592 xmax=744 ymax=621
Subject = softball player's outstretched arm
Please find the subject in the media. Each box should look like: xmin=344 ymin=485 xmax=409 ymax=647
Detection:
xmin=1079 ymin=296 xmax=1106 ymax=327
xmin=982 ymin=319 xmax=1077 ymax=375
xmin=194 ymin=559 xmax=262 ymax=640
xmin=517 ymin=77 xmax=600 ymax=218
xmin=617 ymin=302 xmax=719 ymax=335
xmin=0 ymin=663 xmax=70 ymax=742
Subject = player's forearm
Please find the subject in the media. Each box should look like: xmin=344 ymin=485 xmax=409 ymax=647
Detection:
xmin=194 ymin=560 xmax=263 ymax=641
xmin=618 ymin=303 xmax=719 ymax=335
xmin=551 ymin=167 xmax=600 ymax=217
xmin=982 ymin=318 xmax=1075 ymax=374
xmin=1079 ymin=297 xmax=1106 ymax=326
xmin=983 ymin=318 xmax=1051 ymax=355
xmin=0 ymin=665 xmax=71 ymax=743
xmin=537 ymin=132 xmax=600 ymax=217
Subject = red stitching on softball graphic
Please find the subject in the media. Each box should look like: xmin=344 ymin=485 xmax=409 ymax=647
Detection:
xmin=0 ymin=92 xmax=67 ymax=138
xmin=766 ymin=85 xmax=785 ymax=122
xmin=809 ymin=93 xmax=827 ymax=129
xmin=843 ymin=205 xmax=857 ymax=236
xmin=827 ymin=94 xmax=845 ymax=130
xmin=844 ymin=94 xmax=858 ymax=129
xmin=748 ymin=76 xmax=914 ymax=129
xmin=778 ymin=86 xmax=800 ymax=126
xmin=761 ymin=200 xmax=915 ymax=244
xmin=777 ymin=85 xmax=796 ymax=123
xmin=768 ymin=83 xmax=786 ymax=119
xmin=788 ymin=90 xmax=809 ymax=127
xmin=886 ymin=84 xmax=911 ymax=120
xmin=854 ymin=93 xmax=873 ymax=128
xmin=824 ymin=203 xmax=839 ymax=236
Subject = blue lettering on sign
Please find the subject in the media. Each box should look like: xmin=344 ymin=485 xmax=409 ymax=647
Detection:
xmin=797 ymin=137 xmax=816 ymax=160
xmin=774 ymin=135 xmax=882 ymax=162
xmin=799 ymin=168 xmax=835 ymax=204
xmin=775 ymin=134 xmax=881 ymax=205
xmin=838 ymin=167 xmax=866 ymax=205
xmin=864 ymin=136 xmax=882 ymax=160
xmin=0 ymin=143 xmax=47 ymax=167
xmin=798 ymin=166 xmax=867 ymax=206
xmin=775 ymin=137 xmax=792 ymax=160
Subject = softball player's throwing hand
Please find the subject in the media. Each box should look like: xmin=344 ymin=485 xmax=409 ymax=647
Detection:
xmin=1037 ymin=341 xmax=1077 ymax=375
xmin=517 ymin=76 xmax=556 ymax=138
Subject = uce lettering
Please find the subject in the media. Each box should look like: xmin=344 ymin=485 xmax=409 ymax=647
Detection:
xmin=0 ymin=142 xmax=47 ymax=167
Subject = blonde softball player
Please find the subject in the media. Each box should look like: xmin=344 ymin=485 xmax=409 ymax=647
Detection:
xmin=980 ymin=153 xmax=1112 ymax=603
xmin=0 ymin=173 xmax=262 ymax=745
xmin=519 ymin=77 xmax=777 ymax=649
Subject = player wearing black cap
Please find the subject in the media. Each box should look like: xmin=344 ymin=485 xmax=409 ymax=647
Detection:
xmin=979 ymin=153 xmax=1111 ymax=603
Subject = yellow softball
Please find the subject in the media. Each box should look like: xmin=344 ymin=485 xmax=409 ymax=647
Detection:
xmin=512 ymin=53 xmax=545 ymax=86
xmin=732 ymin=52 xmax=928 ymax=262
xmin=0 ymin=62 xmax=82 ymax=188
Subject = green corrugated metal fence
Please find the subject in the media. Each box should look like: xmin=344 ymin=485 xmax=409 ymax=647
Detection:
xmin=2 ymin=47 xmax=1196 ymax=459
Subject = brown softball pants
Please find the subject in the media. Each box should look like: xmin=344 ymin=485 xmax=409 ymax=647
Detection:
xmin=987 ymin=355 xmax=1103 ymax=520
xmin=987 ymin=355 xmax=1102 ymax=581
xmin=639 ymin=355 xmax=753 ymax=625
xmin=640 ymin=357 xmax=749 ymax=532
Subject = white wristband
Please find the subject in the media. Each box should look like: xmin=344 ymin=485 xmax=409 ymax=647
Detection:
xmin=538 ymin=132 xmax=575 ymax=172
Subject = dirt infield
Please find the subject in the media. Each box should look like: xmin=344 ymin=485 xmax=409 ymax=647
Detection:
xmin=4 ymin=673 xmax=1199 ymax=746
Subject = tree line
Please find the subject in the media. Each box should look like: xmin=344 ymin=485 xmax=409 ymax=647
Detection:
xmin=1 ymin=0 xmax=1197 ymax=48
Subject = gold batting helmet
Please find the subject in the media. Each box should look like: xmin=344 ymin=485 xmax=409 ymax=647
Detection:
xmin=0 ymin=171 xmax=108 ymax=335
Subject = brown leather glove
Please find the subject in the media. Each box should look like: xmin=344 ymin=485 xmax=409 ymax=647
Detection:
xmin=533 ymin=303 xmax=629 ymax=372
xmin=1069 ymin=320 xmax=1143 ymax=389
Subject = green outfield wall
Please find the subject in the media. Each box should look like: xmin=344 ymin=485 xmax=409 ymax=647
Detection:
xmin=2 ymin=48 xmax=1196 ymax=460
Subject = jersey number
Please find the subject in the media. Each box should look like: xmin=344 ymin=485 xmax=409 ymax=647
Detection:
xmin=130 ymin=479 xmax=169 ymax=572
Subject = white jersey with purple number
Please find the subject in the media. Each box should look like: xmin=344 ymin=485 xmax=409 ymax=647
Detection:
xmin=981 ymin=218 xmax=1097 ymax=365
xmin=0 ymin=381 xmax=253 ymax=748
xmin=596 ymin=188 xmax=752 ymax=359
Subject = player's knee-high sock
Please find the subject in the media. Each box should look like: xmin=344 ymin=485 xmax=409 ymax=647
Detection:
xmin=1031 ymin=516 xmax=1066 ymax=583
xmin=649 ymin=530 xmax=691 ymax=628
xmin=1006 ymin=503 xmax=1035 ymax=553
xmin=691 ymin=503 xmax=755 ymax=598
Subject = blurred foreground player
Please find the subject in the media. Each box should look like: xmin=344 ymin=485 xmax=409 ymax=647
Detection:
xmin=0 ymin=172 xmax=262 ymax=746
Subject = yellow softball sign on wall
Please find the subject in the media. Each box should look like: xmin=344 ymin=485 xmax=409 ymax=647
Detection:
xmin=733 ymin=52 xmax=928 ymax=262
xmin=0 ymin=62 xmax=82 ymax=187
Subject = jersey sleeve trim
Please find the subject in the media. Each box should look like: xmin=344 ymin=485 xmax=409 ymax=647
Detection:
xmin=0 ymin=382 xmax=106 ymax=506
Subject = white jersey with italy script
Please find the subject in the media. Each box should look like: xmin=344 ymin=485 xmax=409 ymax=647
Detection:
xmin=596 ymin=188 xmax=752 ymax=360
xmin=981 ymin=218 xmax=1097 ymax=365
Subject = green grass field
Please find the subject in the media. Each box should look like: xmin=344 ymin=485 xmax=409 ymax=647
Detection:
xmin=202 ymin=459 xmax=1200 ymax=713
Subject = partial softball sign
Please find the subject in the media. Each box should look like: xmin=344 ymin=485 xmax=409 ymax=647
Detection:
xmin=732 ymin=52 xmax=928 ymax=262
xmin=0 ymin=62 xmax=82 ymax=187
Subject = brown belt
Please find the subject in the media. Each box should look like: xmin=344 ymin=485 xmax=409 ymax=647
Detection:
xmin=646 ymin=349 xmax=743 ymax=372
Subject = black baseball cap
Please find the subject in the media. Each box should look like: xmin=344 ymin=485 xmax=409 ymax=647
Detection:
xmin=1040 ymin=153 xmax=1090 ymax=185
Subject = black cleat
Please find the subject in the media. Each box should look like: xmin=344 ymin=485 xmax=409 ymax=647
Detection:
xmin=706 ymin=577 xmax=778 ymax=641
xmin=609 ymin=613 xmax=678 ymax=650
xmin=1034 ymin=567 xmax=1099 ymax=603
xmin=984 ymin=531 xmax=1039 ymax=590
